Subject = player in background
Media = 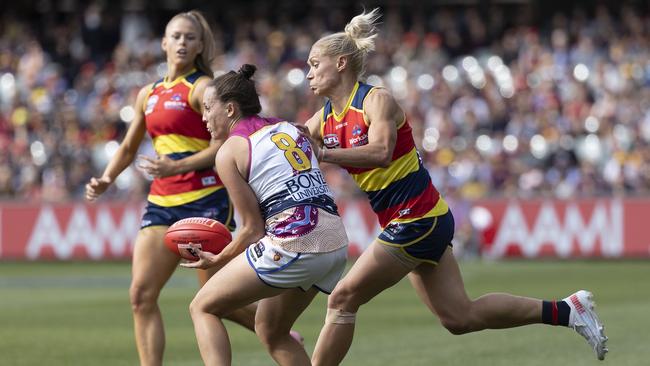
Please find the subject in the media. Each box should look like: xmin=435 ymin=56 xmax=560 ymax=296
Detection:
xmin=302 ymin=8 xmax=608 ymax=365
xmin=84 ymin=11 xmax=259 ymax=366
xmin=181 ymin=64 xmax=348 ymax=366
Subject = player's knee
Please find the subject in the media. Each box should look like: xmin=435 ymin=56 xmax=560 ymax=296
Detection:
xmin=328 ymin=284 xmax=361 ymax=312
xmin=440 ymin=316 xmax=472 ymax=335
xmin=255 ymin=320 xmax=286 ymax=349
xmin=438 ymin=307 xmax=474 ymax=335
xmin=188 ymin=295 xmax=224 ymax=319
xmin=129 ymin=284 xmax=158 ymax=313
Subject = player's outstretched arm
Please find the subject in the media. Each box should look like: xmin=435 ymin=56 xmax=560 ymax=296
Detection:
xmin=85 ymin=84 xmax=150 ymax=201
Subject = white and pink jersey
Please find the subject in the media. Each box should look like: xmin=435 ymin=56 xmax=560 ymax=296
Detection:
xmin=229 ymin=115 xmax=338 ymax=221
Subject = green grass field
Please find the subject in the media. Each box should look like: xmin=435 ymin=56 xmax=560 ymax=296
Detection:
xmin=0 ymin=260 xmax=647 ymax=365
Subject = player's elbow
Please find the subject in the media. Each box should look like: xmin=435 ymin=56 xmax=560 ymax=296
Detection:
xmin=376 ymin=150 xmax=392 ymax=168
xmin=239 ymin=223 xmax=265 ymax=242
xmin=118 ymin=144 xmax=138 ymax=163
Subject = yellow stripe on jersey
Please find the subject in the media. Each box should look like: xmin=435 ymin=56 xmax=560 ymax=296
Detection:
xmin=153 ymin=134 xmax=210 ymax=155
xmin=161 ymin=68 xmax=197 ymax=89
xmin=351 ymin=148 xmax=420 ymax=192
xmin=181 ymin=79 xmax=194 ymax=89
xmin=147 ymin=186 xmax=221 ymax=207
xmin=143 ymin=86 xmax=155 ymax=113
xmin=360 ymin=86 xmax=381 ymax=126
xmin=332 ymin=82 xmax=360 ymax=122
xmin=318 ymin=107 xmax=326 ymax=138
xmin=349 ymin=105 xmax=364 ymax=114
xmin=186 ymin=77 xmax=205 ymax=114
xmin=389 ymin=197 xmax=449 ymax=225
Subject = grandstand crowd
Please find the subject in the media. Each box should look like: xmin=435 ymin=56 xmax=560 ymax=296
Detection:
xmin=1 ymin=1 xmax=650 ymax=203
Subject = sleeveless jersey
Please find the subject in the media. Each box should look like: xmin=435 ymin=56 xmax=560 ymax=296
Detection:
xmin=230 ymin=116 xmax=338 ymax=220
xmin=143 ymin=69 xmax=222 ymax=207
xmin=320 ymin=82 xmax=448 ymax=228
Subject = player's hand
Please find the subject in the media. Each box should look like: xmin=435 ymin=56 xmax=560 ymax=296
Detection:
xmin=179 ymin=245 xmax=223 ymax=270
xmin=293 ymin=123 xmax=312 ymax=137
xmin=85 ymin=176 xmax=112 ymax=202
xmin=293 ymin=124 xmax=324 ymax=161
xmin=137 ymin=155 xmax=179 ymax=178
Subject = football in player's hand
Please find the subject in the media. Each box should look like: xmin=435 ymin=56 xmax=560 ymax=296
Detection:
xmin=164 ymin=218 xmax=231 ymax=260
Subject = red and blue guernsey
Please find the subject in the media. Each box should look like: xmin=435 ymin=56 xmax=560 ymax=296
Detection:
xmin=143 ymin=69 xmax=222 ymax=207
xmin=320 ymin=82 xmax=448 ymax=229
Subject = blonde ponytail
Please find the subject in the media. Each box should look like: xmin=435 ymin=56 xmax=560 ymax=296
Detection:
xmin=344 ymin=8 xmax=381 ymax=54
xmin=315 ymin=8 xmax=381 ymax=78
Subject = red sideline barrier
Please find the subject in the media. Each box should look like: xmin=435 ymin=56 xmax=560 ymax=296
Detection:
xmin=2 ymin=199 xmax=648 ymax=260
xmin=473 ymin=198 xmax=650 ymax=258
xmin=0 ymin=200 xmax=380 ymax=260
xmin=0 ymin=202 xmax=144 ymax=260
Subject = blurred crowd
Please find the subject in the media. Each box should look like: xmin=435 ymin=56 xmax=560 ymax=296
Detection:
xmin=2 ymin=1 xmax=650 ymax=204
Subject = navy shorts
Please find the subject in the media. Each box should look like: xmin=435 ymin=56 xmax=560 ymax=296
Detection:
xmin=141 ymin=188 xmax=236 ymax=231
xmin=377 ymin=210 xmax=455 ymax=265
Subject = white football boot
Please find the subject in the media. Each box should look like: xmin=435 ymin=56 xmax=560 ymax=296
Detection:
xmin=564 ymin=290 xmax=608 ymax=360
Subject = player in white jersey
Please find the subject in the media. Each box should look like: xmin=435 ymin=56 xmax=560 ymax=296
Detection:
xmin=181 ymin=64 xmax=348 ymax=366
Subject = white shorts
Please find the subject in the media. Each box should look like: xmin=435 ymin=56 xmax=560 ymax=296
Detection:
xmin=245 ymin=239 xmax=348 ymax=294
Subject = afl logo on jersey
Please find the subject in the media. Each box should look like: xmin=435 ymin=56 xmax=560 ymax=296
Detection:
xmin=145 ymin=95 xmax=159 ymax=115
xmin=323 ymin=134 xmax=340 ymax=148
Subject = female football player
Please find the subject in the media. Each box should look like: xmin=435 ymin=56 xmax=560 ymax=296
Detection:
xmin=85 ymin=11 xmax=259 ymax=365
xmin=302 ymin=8 xmax=608 ymax=365
xmin=182 ymin=64 xmax=348 ymax=366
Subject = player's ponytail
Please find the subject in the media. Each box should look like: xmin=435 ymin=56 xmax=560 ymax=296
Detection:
xmin=238 ymin=64 xmax=257 ymax=80
xmin=208 ymin=64 xmax=261 ymax=117
xmin=315 ymin=8 xmax=381 ymax=78
xmin=344 ymin=8 xmax=381 ymax=55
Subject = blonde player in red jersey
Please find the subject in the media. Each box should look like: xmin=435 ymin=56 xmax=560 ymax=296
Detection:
xmin=84 ymin=11 xmax=264 ymax=365
xmin=302 ymin=8 xmax=608 ymax=365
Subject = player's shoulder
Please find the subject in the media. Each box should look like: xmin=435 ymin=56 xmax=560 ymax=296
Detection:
xmin=134 ymin=82 xmax=156 ymax=105
xmin=305 ymin=108 xmax=324 ymax=125
xmin=363 ymin=86 xmax=401 ymax=113
xmin=223 ymin=135 xmax=249 ymax=154
xmin=138 ymin=82 xmax=155 ymax=95
xmin=191 ymin=74 xmax=213 ymax=95
xmin=194 ymin=74 xmax=213 ymax=86
xmin=365 ymin=86 xmax=394 ymax=103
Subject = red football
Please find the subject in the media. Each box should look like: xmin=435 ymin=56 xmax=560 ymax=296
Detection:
xmin=164 ymin=217 xmax=232 ymax=261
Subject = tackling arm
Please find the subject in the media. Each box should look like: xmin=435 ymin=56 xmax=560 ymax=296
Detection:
xmin=319 ymin=89 xmax=401 ymax=168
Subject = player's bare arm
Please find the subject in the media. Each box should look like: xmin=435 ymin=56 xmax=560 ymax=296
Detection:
xmin=320 ymin=88 xmax=399 ymax=168
xmin=304 ymin=109 xmax=324 ymax=142
xmin=139 ymin=77 xmax=219 ymax=178
xmin=214 ymin=137 xmax=265 ymax=262
xmin=85 ymin=84 xmax=150 ymax=201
